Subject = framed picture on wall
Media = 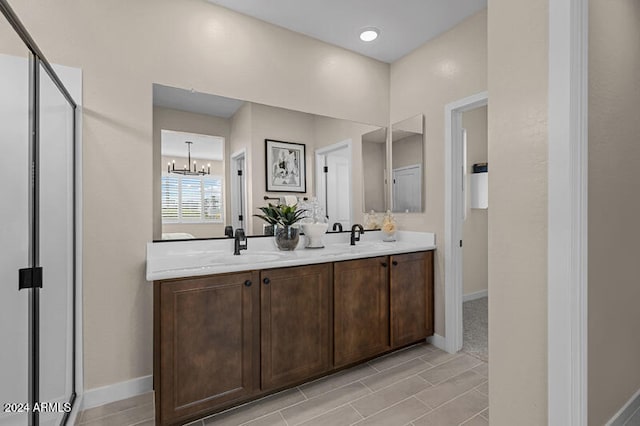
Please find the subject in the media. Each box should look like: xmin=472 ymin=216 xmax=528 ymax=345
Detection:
xmin=265 ymin=139 xmax=307 ymax=193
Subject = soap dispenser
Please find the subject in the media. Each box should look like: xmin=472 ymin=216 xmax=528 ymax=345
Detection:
xmin=300 ymin=198 xmax=329 ymax=248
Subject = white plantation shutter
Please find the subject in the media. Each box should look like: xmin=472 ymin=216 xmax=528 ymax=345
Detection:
xmin=161 ymin=174 xmax=223 ymax=223
xmin=161 ymin=175 xmax=179 ymax=222
xmin=180 ymin=177 xmax=202 ymax=221
xmin=203 ymin=178 xmax=222 ymax=221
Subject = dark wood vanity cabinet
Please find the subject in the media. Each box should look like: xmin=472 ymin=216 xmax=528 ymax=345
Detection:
xmin=154 ymin=271 xmax=260 ymax=426
xmin=153 ymin=251 xmax=434 ymax=425
xmin=333 ymin=256 xmax=390 ymax=367
xmin=260 ymin=264 xmax=332 ymax=390
xmin=390 ymin=251 xmax=434 ymax=348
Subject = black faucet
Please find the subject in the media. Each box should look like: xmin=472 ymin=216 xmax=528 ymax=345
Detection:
xmin=332 ymin=222 xmax=343 ymax=232
xmin=234 ymin=228 xmax=247 ymax=255
xmin=224 ymin=225 xmax=234 ymax=238
xmin=350 ymin=224 xmax=364 ymax=246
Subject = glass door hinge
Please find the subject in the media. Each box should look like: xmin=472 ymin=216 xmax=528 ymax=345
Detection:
xmin=18 ymin=266 xmax=43 ymax=290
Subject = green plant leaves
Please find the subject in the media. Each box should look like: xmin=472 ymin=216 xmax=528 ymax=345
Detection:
xmin=253 ymin=203 xmax=307 ymax=226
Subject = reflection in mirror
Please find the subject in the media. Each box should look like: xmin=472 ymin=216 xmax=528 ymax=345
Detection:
xmin=160 ymin=130 xmax=225 ymax=239
xmin=152 ymin=84 xmax=386 ymax=240
xmin=362 ymin=127 xmax=387 ymax=212
xmin=391 ymin=114 xmax=424 ymax=213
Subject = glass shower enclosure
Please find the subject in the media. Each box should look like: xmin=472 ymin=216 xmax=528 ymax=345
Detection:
xmin=0 ymin=1 xmax=79 ymax=425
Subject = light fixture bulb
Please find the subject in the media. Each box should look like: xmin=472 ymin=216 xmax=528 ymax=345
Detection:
xmin=359 ymin=28 xmax=379 ymax=42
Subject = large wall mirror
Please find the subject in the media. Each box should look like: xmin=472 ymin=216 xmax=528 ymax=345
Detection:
xmin=362 ymin=127 xmax=388 ymax=212
xmin=152 ymin=84 xmax=386 ymax=240
xmin=391 ymin=114 xmax=424 ymax=213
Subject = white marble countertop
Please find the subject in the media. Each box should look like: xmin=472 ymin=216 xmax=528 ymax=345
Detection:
xmin=146 ymin=230 xmax=436 ymax=281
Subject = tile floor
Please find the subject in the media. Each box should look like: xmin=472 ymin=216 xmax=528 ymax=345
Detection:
xmin=76 ymin=343 xmax=488 ymax=426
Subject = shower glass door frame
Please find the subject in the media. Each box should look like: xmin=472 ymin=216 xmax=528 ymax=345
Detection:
xmin=0 ymin=1 xmax=79 ymax=424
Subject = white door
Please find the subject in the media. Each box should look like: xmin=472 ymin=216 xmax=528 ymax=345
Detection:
xmin=231 ymin=152 xmax=246 ymax=231
xmin=392 ymin=164 xmax=422 ymax=213
xmin=316 ymin=141 xmax=352 ymax=228
xmin=326 ymin=152 xmax=351 ymax=227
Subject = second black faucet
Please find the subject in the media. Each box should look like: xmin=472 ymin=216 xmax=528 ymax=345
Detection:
xmin=350 ymin=224 xmax=364 ymax=246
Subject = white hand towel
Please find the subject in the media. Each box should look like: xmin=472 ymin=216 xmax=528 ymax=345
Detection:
xmin=282 ymin=195 xmax=298 ymax=206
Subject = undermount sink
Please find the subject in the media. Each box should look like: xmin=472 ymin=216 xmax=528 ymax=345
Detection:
xmin=347 ymin=241 xmax=395 ymax=251
xmin=210 ymin=252 xmax=286 ymax=266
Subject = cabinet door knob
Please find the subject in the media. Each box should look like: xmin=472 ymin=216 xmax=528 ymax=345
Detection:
xmin=381 ymin=262 xmax=388 ymax=267
xmin=244 ymin=280 xmax=252 ymax=287
xmin=392 ymin=261 xmax=398 ymax=266
xmin=263 ymin=277 xmax=270 ymax=285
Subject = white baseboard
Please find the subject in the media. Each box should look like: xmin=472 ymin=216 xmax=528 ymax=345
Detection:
xmin=427 ymin=334 xmax=447 ymax=352
xmin=463 ymin=289 xmax=488 ymax=302
xmin=606 ymin=387 xmax=640 ymax=426
xmin=81 ymin=375 xmax=152 ymax=411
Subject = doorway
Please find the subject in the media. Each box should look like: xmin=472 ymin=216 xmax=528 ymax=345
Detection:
xmin=230 ymin=150 xmax=247 ymax=232
xmin=443 ymin=91 xmax=488 ymax=354
xmin=460 ymin=106 xmax=489 ymax=362
xmin=315 ymin=140 xmax=352 ymax=228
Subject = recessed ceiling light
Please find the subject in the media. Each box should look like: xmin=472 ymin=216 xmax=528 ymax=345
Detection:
xmin=359 ymin=27 xmax=379 ymax=42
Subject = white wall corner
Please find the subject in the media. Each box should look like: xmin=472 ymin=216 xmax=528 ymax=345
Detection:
xmin=81 ymin=375 xmax=153 ymax=411
xmin=427 ymin=334 xmax=447 ymax=352
xmin=547 ymin=0 xmax=589 ymax=425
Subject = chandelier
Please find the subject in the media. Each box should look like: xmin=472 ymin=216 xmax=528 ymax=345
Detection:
xmin=167 ymin=141 xmax=210 ymax=175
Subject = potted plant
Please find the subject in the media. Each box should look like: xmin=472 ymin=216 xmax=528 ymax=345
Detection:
xmin=254 ymin=203 xmax=307 ymax=250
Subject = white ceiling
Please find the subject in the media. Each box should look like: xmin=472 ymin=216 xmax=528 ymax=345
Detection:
xmin=206 ymin=0 xmax=487 ymax=63
xmin=161 ymin=129 xmax=224 ymax=161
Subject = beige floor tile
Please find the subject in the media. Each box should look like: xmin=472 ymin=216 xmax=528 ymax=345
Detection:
xmin=475 ymin=381 xmax=488 ymax=396
xmin=204 ymin=388 xmax=306 ymax=425
xmin=281 ymin=382 xmax=370 ymax=425
xmin=351 ymin=375 xmax=431 ymax=418
xmin=413 ymin=390 xmax=488 ymax=426
xmin=298 ymin=405 xmax=363 ymax=426
xmin=78 ymin=352 xmax=489 ymax=426
xmin=352 ymin=397 xmax=431 ymax=426
xmin=130 ymin=420 xmax=157 ymax=426
xmin=414 ymin=370 xmax=486 ymax=409
xmin=241 ymin=412 xmax=287 ymax=426
xmin=471 ymin=362 xmax=488 ymax=378
xmin=460 ymin=414 xmax=489 ymax=425
xmin=419 ymin=349 xmax=459 ymax=367
xmin=360 ymin=358 xmax=432 ymax=392
xmin=299 ymin=363 xmax=378 ymax=399
xmin=480 ymin=407 xmax=489 ymax=420
xmin=625 ymin=407 xmax=640 ymax=426
xmin=419 ymin=354 xmax=482 ymax=385
xmin=133 ymin=420 xmax=158 ymax=426
xmin=367 ymin=343 xmax=434 ymax=372
xmin=80 ymin=403 xmax=154 ymax=426
xmin=80 ymin=392 xmax=154 ymax=423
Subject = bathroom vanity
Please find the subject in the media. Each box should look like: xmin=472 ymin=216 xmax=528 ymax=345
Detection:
xmin=147 ymin=231 xmax=435 ymax=425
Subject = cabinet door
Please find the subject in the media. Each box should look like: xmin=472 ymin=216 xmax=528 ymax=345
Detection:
xmin=390 ymin=251 xmax=434 ymax=348
xmin=260 ymin=264 xmax=331 ymax=391
xmin=155 ymin=271 xmax=259 ymax=425
xmin=334 ymin=257 xmax=390 ymax=367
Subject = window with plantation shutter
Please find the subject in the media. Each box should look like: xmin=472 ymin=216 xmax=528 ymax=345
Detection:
xmin=161 ymin=174 xmax=223 ymax=223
